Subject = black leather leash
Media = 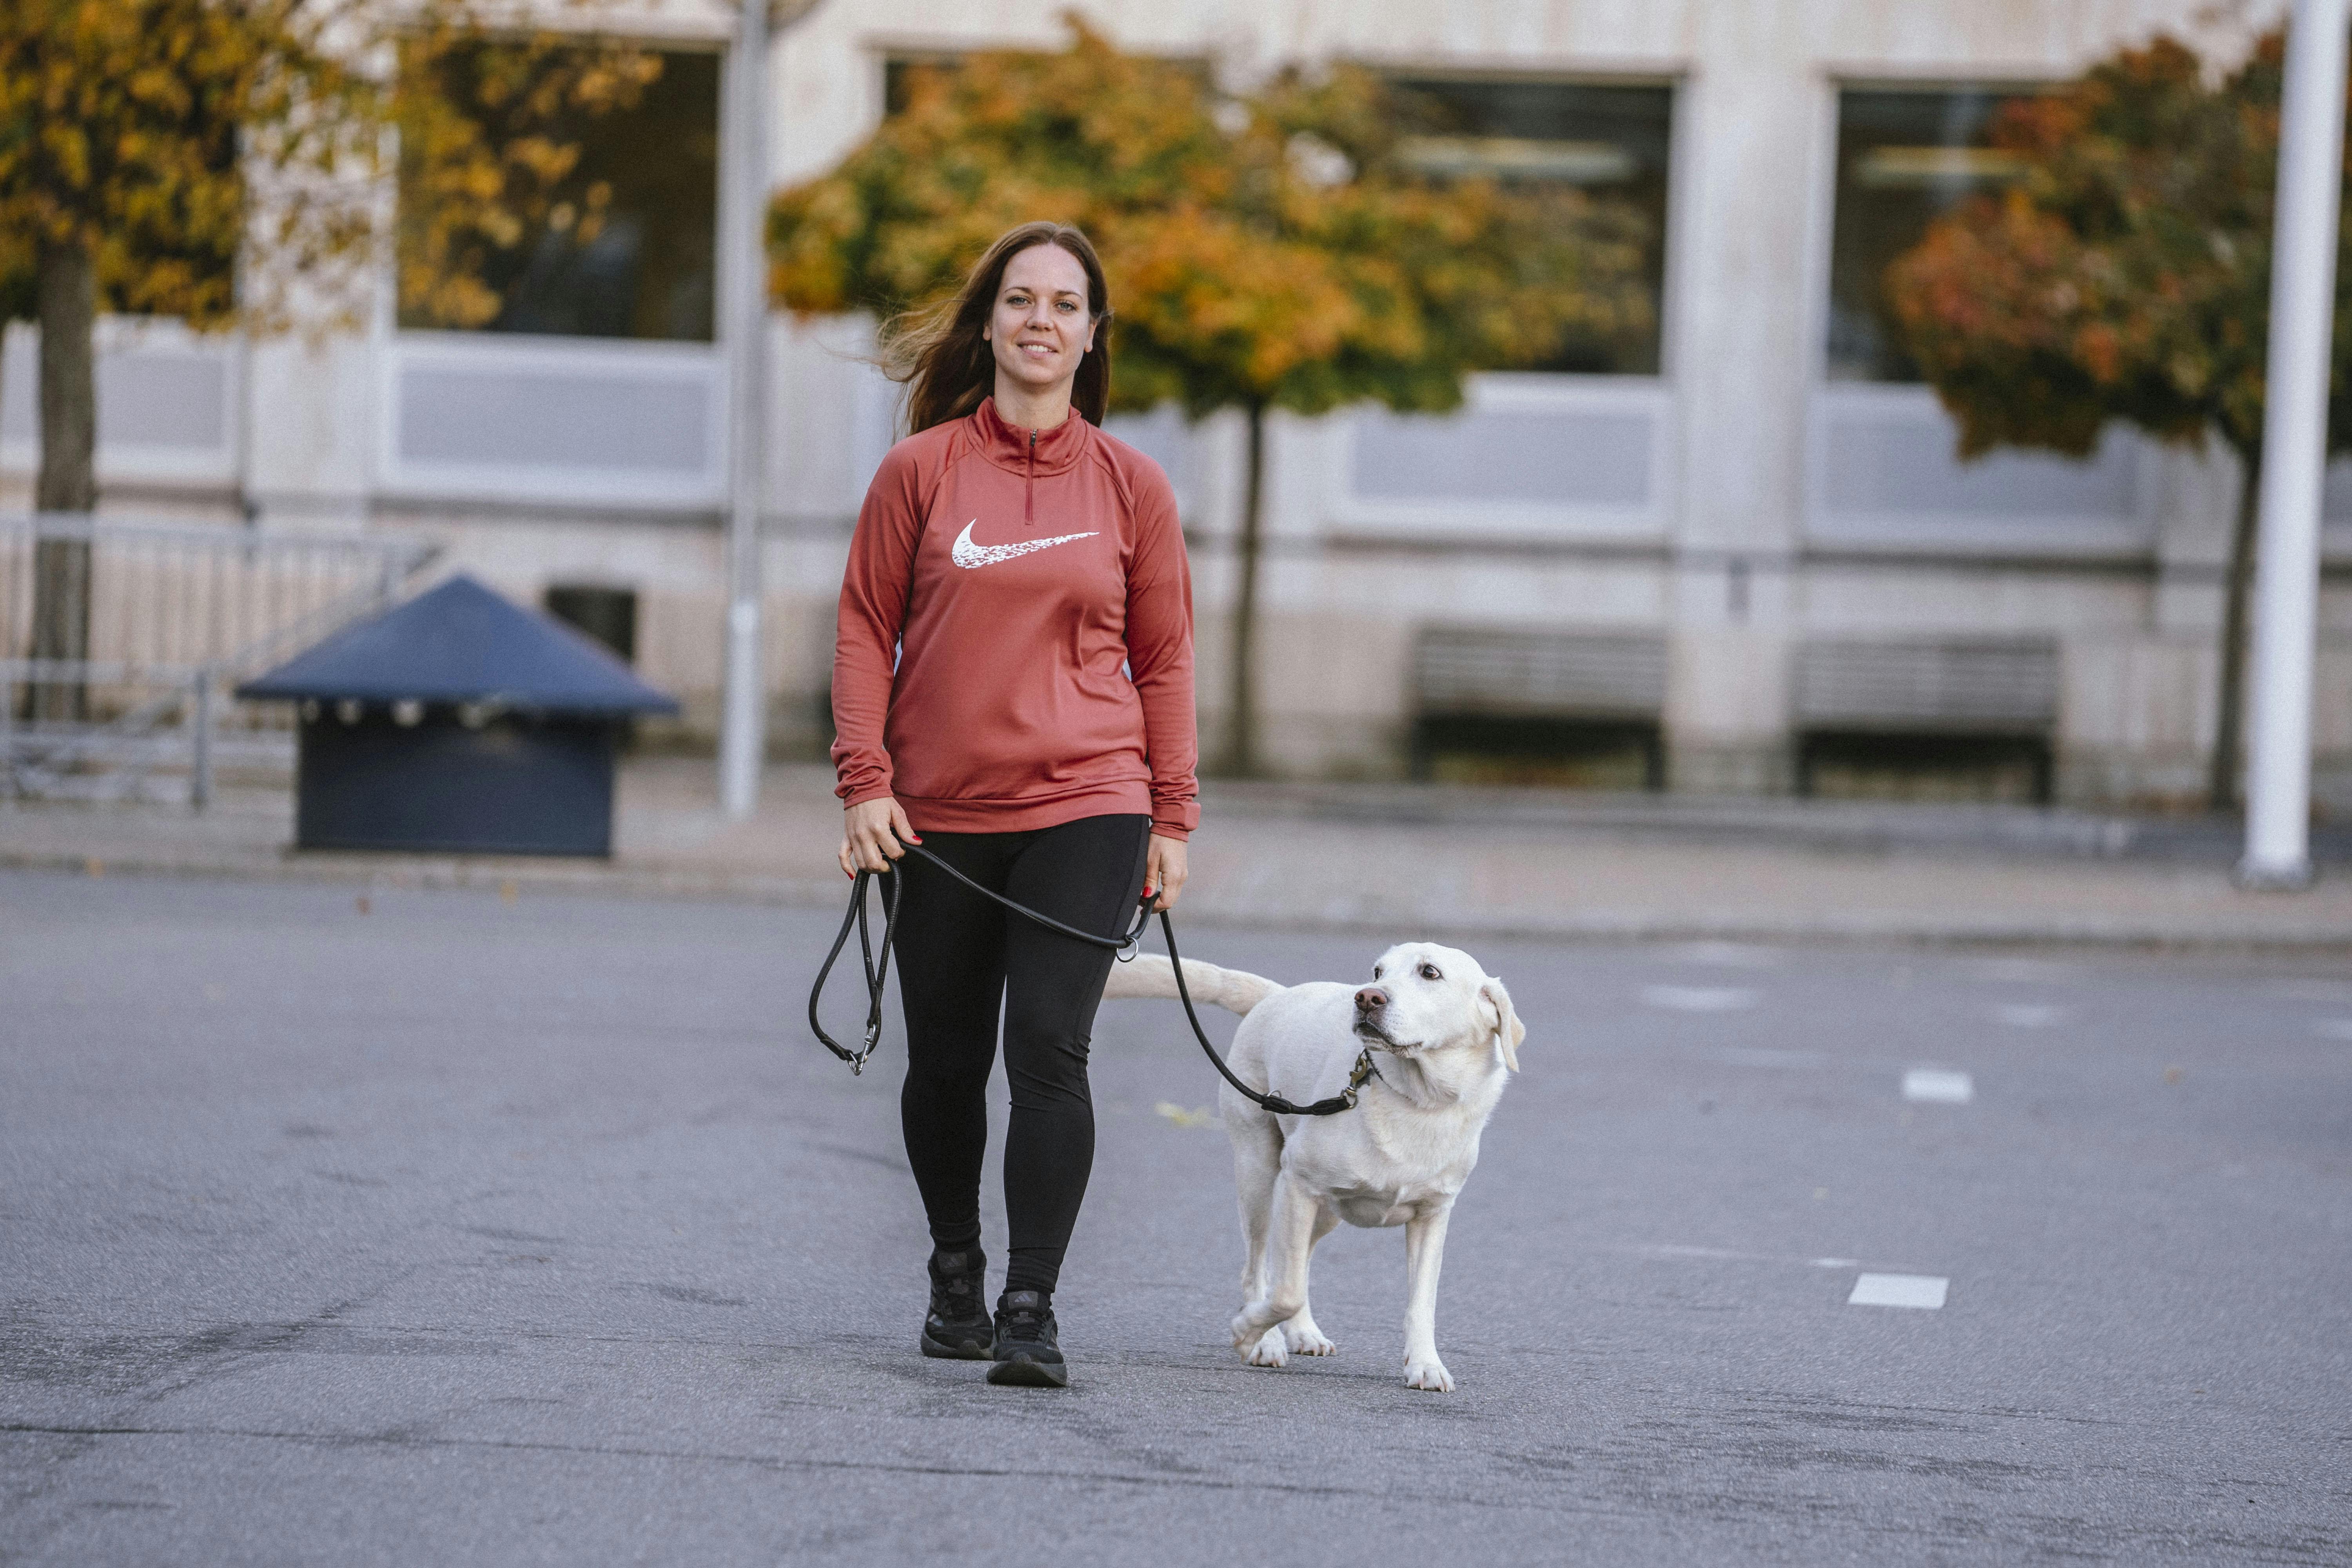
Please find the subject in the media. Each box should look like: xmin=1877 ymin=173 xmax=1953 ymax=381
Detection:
xmin=808 ymin=840 xmax=1370 ymax=1117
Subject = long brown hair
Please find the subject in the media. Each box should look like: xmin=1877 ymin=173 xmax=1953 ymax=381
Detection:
xmin=883 ymin=222 xmax=1112 ymax=434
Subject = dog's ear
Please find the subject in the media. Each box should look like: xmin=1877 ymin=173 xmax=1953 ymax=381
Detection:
xmin=1480 ymin=976 xmax=1524 ymax=1072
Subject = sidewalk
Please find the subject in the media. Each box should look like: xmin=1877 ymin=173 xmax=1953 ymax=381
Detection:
xmin=4 ymin=758 xmax=2349 ymax=949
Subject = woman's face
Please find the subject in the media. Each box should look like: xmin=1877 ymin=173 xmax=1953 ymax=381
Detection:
xmin=982 ymin=243 xmax=1098 ymax=402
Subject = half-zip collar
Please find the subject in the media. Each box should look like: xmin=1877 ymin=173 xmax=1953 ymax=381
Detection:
xmin=973 ymin=397 xmax=1089 ymax=528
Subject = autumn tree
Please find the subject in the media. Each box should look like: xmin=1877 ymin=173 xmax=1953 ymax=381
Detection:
xmin=0 ymin=0 xmax=661 ymax=722
xmin=1884 ymin=31 xmax=2351 ymax=810
xmin=0 ymin=0 xmax=377 ymax=718
xmin=769 ymin=21 xmax=1652 ymax=775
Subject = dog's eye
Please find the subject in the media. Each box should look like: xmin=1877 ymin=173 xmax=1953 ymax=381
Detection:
xmin=1419 ymin=963 xmax=1442 ymax=981
xmin=1371 ymin=965 xmax=1383 ymax=980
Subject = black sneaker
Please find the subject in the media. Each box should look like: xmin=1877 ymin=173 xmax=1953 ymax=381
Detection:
xmin=919 ymin=1247 xmax=994 ymax=1360
xmin=986 ymin=1289 xmax=1067 ymax=1388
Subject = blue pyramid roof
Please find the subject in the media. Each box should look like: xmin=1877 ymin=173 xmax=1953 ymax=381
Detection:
xmin=238 ymin=574 xmax=680 ymax=714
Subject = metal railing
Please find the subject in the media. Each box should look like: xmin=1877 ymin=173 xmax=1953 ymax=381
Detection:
xmin=0 ymin=513 xmax=439 ymax=806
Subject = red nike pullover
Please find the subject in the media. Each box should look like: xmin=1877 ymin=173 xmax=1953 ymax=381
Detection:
xmin=830 ymin=397 xmax=1200 ymax=839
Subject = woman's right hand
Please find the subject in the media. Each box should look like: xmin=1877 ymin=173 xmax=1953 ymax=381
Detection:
xmin=840 ymin=797 xmax=919 ymax=877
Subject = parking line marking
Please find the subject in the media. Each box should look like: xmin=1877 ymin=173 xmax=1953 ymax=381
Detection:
xmin=1670 ymin=942 xmax=1779 ymax=969
xmin=1643 ymin=985 xmax=1759 ymax=1013
xmin=1994 ymin=1004 xmax=2063 ymax=1028
xmin=1849 ymin=1273 xmax=1947 ymax=1309
xmin=1903 ymin=1068 xmax=1975 ymax=1104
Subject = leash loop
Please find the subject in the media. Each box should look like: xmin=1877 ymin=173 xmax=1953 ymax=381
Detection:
xmin=807 ymin=841 xmax=1361 ymax=1116
xmin=808 ymin=864 xmax=901 ymax=1074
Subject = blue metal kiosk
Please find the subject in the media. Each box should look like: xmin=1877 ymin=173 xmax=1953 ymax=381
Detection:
xmin=238 ymin=575 xmax=680 ymax=857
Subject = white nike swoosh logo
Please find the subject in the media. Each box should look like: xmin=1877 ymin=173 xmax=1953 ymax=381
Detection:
xmin=951 ymin=521 xmax=1099 ymax=569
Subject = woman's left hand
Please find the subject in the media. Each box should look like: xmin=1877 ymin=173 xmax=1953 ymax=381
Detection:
xmin=1143 ymin=833 xmax=1188 ymax=912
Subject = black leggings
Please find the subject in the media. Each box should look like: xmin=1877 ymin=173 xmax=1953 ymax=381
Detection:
xmin=893 ymin=812 xmax=1152 ymax=1296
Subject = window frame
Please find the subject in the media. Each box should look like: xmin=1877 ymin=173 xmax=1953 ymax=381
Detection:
xmin=1373 ymin=66 xmax=1684 ymax=383
xmin=390 ymin=34 xmax=727 ymax=348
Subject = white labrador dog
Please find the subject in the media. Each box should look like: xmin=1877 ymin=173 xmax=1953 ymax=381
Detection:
xmin=1103 ymin=942 xmax=1523 ymax=1392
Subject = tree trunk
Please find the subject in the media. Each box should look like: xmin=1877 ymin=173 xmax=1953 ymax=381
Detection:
xmin=31 ymin=235 xmax=97 ymax=724
xmin=1219 ymin=401 xmax=1266 ymax=778
xmin=2208 ymin=447 xmax=2262 ymax=813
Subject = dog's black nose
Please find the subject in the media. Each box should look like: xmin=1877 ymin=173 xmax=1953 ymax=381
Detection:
xmin=1355 ymin=987 xmax=1387 ymax=1015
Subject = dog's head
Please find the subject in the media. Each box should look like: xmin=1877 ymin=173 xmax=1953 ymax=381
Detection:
xmin=1352 ymin=942 xmax=1525 ymax=1073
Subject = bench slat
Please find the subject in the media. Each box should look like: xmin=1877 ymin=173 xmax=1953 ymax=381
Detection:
xmin=1795 ymin=639 xmax=2058 ymax=731
xmin=1414 ymin=628 xmax=1668 ymax=718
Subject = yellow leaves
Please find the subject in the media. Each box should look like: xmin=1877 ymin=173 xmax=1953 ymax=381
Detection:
xmin=2 ymin=0 xmax=385 ymax=328
xmin=769 ymin=16 xmax=1650 ymax=418
xmin=392 ymin=22 xmax=664 ymax=330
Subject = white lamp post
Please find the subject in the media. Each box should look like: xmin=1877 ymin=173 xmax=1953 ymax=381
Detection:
xmin=2242 ymin=0 xmax=2352 ymax=888
xmin=718 ymin=0 xmax=824 ymax=820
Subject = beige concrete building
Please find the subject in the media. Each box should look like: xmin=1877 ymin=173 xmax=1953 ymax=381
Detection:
xmin=7 ymin=0 xmax=2348 ymax=807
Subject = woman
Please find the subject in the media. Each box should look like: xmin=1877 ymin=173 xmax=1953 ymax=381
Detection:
xmin=831 ymin=221 xmax=1197 ymax=1389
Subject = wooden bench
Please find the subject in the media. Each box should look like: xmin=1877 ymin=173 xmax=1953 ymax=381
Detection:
xmin=1793 ymin=637 xmax=2061 ymax=802
xmin=1411 ymin=627 xmax=1670 ymax=788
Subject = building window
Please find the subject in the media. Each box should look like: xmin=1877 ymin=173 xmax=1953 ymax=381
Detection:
xmin=398 ymin=44 xmax=720 ymax=343
xmin=1827 ymin=87 xmax=2043 ymax=382
xmin=1385 ymin=77 xmax=1674 ymax=376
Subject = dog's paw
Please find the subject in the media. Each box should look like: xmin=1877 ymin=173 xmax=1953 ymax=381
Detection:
xmin=1230 ymin=1311 xmax=1266 ymax=1354
xmin=1281 ymin=1321 xmax=1336 ymax=1356
xmin=1404 ymin=1357 xmax=1455 ymax=1393
xmin=1247 ymin=1327 xmax=1289 ymax=1368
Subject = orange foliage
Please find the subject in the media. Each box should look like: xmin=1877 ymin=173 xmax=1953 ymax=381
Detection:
xmin=1883 ymin=28 xmax=2350 ymax=465
xmin=768 ymin=18 xmax=1653 ymax=421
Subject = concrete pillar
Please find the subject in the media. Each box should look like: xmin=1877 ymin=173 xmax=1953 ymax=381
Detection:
xmin=1662 ymin=18 xmax=1817 ymax=793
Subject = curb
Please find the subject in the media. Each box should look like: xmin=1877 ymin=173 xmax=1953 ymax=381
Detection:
xmin=10 ymin=846 xmax=2351 ymax=953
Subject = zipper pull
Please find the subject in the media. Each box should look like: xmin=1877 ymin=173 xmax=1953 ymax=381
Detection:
xmin=1027 ymin=429 xmax=1037 ymax=523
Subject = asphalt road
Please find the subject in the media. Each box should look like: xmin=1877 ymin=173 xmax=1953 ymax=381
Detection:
xmin=2 ymin=869 xmax=2347 ymax=1565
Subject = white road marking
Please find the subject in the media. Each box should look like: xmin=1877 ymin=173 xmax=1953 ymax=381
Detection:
xmin=2314 ymin=1019 xmax=2352 ymax=1042
xmin=1809 ymin=1257 xmax=1859 ymax=1269
xmin=1994 ymin=1004 xmax=2063 ymax=1028
xmin=1903 ymin=1068 xmax=1975 ymax=1104
xmin=1977 ymin=958 xmax=2070 ymax=983
xmin=1643 ymin=985 xmax=1759 ymax=1013
xmin=1849 ymin=1273 xmax=1947 ymax=1309
xmin=1670 ymin=942 xmax=1779 ymax=969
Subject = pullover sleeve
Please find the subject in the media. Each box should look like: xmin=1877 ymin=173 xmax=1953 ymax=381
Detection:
xmin=829 ymin=442 xmax=927 ymax=808
xmin=1123 ymin=461 xmax=1200 ymax=839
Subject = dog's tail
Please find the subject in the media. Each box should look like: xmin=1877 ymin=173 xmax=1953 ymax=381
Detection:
xmin=1101 ymin=954 xmax=1283 ymax=1016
